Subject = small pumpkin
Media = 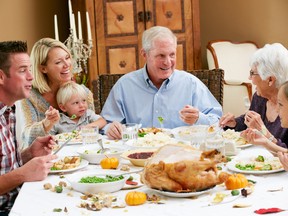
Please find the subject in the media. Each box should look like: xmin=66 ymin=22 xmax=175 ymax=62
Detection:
xmin=225 ymin=173 xmax=248 ymax=190
xmin=125 ymin=191 xmax=147 ymax=206
xmin=100 ymin=157 xmax=119 ymax=169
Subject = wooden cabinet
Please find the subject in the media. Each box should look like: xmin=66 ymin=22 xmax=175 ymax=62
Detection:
xmin=72 ymin=0 xmax=201 ymax=85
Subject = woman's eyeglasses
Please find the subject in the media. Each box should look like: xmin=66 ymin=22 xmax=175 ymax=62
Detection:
xmin=250 ymin=70 xmax=259 ymax=76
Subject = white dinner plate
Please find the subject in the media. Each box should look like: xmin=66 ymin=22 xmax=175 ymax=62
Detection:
xmin=226 ymin=157 xmax=284 ymax=175
xmin=55 ymin=132 xmax=83 ymax=145
xmin=49 ymin=159 xmax=89 ymax=174
xmin=122 ymin=173 xmax=144 ymax=190
xmin=171 ymin=125 xmax=218 ymax=141
xmin=124 ymin=134 xmax=180 ymax=149
xmin=150 ymin=187 xmax=214 ymax=198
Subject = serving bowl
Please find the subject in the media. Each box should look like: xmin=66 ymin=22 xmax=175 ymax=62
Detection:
xmin=77 ymin=144 xmax=127 ymax=164
xmin=121 ymin=148 xmax=157 ymax=167
xmin=66 ymin=170 xmax=126 ymax=194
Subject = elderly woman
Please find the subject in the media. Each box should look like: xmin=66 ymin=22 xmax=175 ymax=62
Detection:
xmin=19 ymin=38 xmax=94 ymax=146
xmin=219 ymin=43 xmax=288 ymax=148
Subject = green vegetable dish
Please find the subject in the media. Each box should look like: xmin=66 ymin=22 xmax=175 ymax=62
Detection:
xmin=79 ymin=175 xmax=124 ymax=183
xmin=234 ymin=155 xmax=282 ymax=171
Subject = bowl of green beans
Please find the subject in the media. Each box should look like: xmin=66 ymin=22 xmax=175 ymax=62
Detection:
xmin=67 ymin=170 xmax=126 ymax=193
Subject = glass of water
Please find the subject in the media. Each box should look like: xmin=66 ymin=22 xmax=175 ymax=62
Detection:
xmin=81 ymin=126 xmax=99 ymax=145
xmin=121 ymin=123 xmax=139 ymax=143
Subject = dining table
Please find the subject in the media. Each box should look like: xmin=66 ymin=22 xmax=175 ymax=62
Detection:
xmin=9 ymin=135 xmax=288 ymax=216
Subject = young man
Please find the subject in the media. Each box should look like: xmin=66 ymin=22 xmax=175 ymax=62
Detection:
xmin=0 ymin=41 xmax=57 ymax=215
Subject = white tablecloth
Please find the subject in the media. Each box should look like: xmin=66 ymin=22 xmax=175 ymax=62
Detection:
xmin=9 ymin=140 xmax=288 ymax=216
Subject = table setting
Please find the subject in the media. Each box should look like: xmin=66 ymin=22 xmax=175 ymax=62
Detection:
xmin=9 ymin=125 xmax=288 ymax=216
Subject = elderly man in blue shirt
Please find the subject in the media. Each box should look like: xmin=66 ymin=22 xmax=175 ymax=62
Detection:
xmin=101 ymin=26 xmax=222 ymax=140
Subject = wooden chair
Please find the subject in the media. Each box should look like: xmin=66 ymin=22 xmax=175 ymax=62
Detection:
xmin=92 ymin=69 xmax=224 ymax=113
xmin=207 ymin=40 xmax=258 ymax=116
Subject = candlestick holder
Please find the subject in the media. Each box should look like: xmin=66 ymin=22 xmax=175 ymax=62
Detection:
xmin=64 ymin=28 xmax=93 ymax=85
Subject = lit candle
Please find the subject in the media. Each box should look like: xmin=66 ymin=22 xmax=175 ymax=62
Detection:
xmin=86 ymin=12 xmax=92 ymax=41
xmin=72 ymin=14 xmax=77 ymax=42
xmin=68 ymin=0 xmax=73 ymax=29
xmin=77 ymin=11 xmax=82 ymax=40
xmin=54 ymin=14 xmax=59 ymax=40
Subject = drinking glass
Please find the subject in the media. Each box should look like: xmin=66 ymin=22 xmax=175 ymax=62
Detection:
xmin=81 ymin=126 xmax=99 ymax=145
xmin=190 ymin=126 xmax=208 ymax=150
xmin=121 ymin=123 xmax=139 ymax=143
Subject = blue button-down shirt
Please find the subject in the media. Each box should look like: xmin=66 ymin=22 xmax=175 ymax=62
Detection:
xmin=101 ymin=67 xmax=222 ymax=131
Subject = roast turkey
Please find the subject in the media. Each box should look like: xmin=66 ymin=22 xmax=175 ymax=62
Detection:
xmin=141 ymin=143 xmax=229 ymax=192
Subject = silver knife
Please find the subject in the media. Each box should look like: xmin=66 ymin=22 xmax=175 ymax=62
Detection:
xmin=53 ymin=137 xmax=73 ymax=155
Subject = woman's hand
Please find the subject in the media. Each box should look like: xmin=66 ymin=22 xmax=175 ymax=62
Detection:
xmin=240 ymin=128 xmax=268 ymax=146
xmin=278 ymin=152 xmax=288 ymax=171
xmin=106 ymin=121 xmax=123 ymax=140
xmin=244 ymin=111 xmax=264 ymax=130
xmin=179 ymin=105 xmax=199 ymax=125
xmin=219 ymin=112 xmax=237 ymax=128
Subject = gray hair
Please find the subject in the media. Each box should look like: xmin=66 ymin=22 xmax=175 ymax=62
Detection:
xmin=142 ymin=26 xmax=177 ymax=53
xmin=250 ymin=43 xmax=288 ymax=88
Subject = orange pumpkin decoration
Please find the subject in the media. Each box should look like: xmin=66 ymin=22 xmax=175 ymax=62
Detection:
xmin=125 ymin=191 xmax=147 ymax=206
xmin=225 ymin=173 xmax=248 ymax=190
xmin=100 ymin=157 xmax=119 ymax=169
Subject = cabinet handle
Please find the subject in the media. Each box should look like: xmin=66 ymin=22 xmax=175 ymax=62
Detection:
xmin=117 ymin=14 xmax=124 ymax=21
xmin=138 ymin=11 xmax=152 ymax=22
xmin=165 ymin=11 xmax=173 ymax=18
xmin=119 ymin=60 xmax=127 ymax=68
xmin=146 ymin=11 xmax=152 ymax=22
xmin=138 ymin=11 xmax=144 ymax=22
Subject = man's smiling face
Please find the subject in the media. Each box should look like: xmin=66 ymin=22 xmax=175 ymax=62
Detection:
xmin=143 ymin=38 xmax=177 ymax=88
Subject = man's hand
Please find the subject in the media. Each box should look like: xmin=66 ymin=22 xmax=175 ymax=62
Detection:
xmin=20 ymin=154 xmax=57 ymax=182
xmin=179 ymin=105 xmax=199 ymax=125
xmin=22 ymin=135 xmax=56 ymax=163
xmin=106 ymin=121 xmax=123 ymax=140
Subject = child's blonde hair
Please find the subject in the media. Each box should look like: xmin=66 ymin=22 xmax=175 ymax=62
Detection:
xmin=56 ymin=81 xmax=87 ymax=105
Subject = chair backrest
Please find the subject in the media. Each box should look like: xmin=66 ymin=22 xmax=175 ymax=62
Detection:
xmin=207 ymin=40 xmax=258 ymax=83
xmin=92 ymin=74 xmax=124 ymax=113
xmin=92 ymin=69 xmax=224 ymax=113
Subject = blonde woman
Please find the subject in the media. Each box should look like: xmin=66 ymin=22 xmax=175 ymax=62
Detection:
xmin=20 ymin=38 xmax=94 ymax=146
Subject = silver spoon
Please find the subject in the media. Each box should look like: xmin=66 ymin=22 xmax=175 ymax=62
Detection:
xmin=98 ymin=138 xmax=110 ymax=154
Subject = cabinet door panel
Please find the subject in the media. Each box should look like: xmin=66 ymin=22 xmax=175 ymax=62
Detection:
xmin=154 ymin=0 xmax=184 ymax=31
xmin=107 ymin=45 xmax=138 ymax=74
xmin=105 ymin=1 xmax=136 ymax=35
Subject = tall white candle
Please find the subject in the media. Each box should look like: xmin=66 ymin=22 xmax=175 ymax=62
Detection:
xmin=54 ymin=14 xmax=59 ymax=40
xmin=77 ymin=11 xmax=82 ymax=40
xmin=86 ymin=12 xmax=92 ymax=41
xmin=72 ymin=14 xmax=78 ymax=42
xmin=68 ymin=0 xmax=73 ymax=29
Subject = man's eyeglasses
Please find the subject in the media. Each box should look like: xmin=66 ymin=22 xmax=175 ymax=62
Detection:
xmin=250 ymin=70 xmax=259 ymax=76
